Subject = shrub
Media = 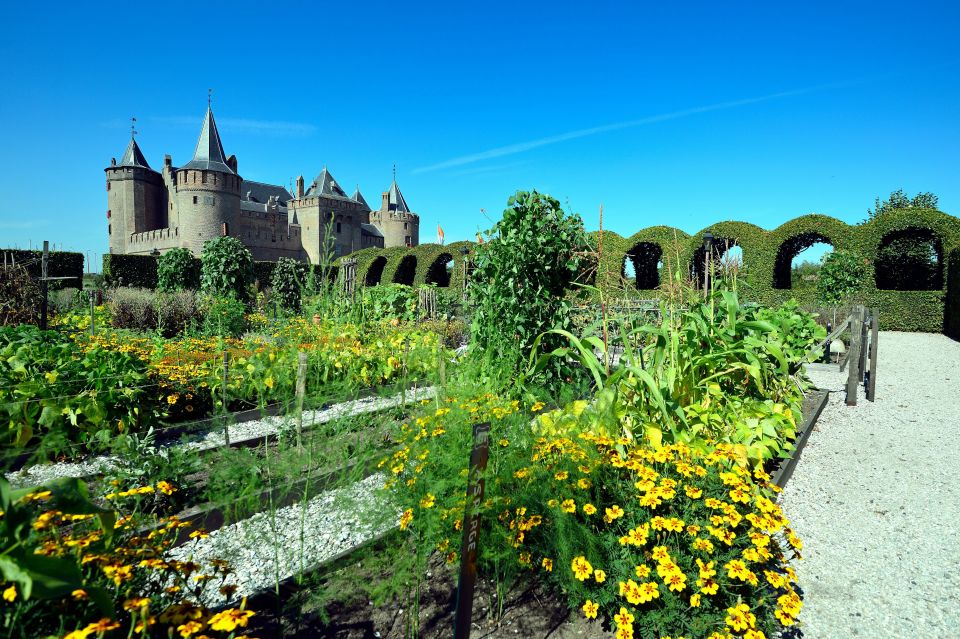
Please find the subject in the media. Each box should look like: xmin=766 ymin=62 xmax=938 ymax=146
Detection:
xmin=200 ymin=236 xmax=254 ymax=302
xmin=470 ymin=190 xmax=591 ymax=389
xmin=816 ymin=249 xmax=869 ymax=307
xmin=271 ymin=257 xmax=305 ymax=313
xmin=200 ymin=295 xmax=248 ymax=338
xmin=0 ymin=263 xmax=41 ymax=326
xmin=157 ymin=247 xmax=200 ymax=292
xmin=108 ymin=287 xmax=156 ymax=332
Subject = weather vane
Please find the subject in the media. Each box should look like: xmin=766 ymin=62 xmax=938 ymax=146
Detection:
xmin=208 ymin=88 xmax=212 ymax=108
xmin=131 ymin=117 xmax=137 ymax=139
xmin=393 ymin=163 xmax=397 ymax=181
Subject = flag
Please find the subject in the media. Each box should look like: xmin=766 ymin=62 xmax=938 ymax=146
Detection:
xmin=438 ymin=224 xmax=445 ymax=245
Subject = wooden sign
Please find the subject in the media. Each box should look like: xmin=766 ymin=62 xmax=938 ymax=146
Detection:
xmin=453 ymin=422 xmax=491 ymax=639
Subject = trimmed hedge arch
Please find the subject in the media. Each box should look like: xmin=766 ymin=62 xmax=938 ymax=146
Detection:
xmin=392 ymin=255 xmax=417 ymax=285
xmin=342 ymin=208 xmax=960 ymax=333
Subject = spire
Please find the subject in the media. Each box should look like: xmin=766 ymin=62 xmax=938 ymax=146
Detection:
xmin=352 ymin=185 xmax=370 ymax=209
xmin=182 ymin=106 xmax=234 ymax=174
xmin=304 ymin=167 xmax=348 ymax=198
xmin=387 ymin=179 xmax=410 ymax=213
xmin=118 ymin=137 xmax=151 ymax=169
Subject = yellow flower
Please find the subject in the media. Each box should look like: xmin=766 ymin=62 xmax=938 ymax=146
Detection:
xmin=420 ymin=494 xmax=436 ymax=509
xmin=63 ymin=630 xmax=92 ymax=639
xmin=157 ymin=481 xmax=176 ymax=495
xmin=582 ymin=599 xmax=599 ymax=619
xmin=635 ymin=564 xmax=651 ymax=579
xmin=604 ymin=505 xmax=625 ymax=522
xmin=725 ymin=603 xmax=756 ymax=632
xmin=2 ymin=585 xmax=15 ymax=602
xmin=71 ymin=589 xmax=88 ymax=600
xmin=583 ymin=503 xmax=597 ymax=516
xmin=684 ymin=485 xmax=703 ymax=499
xmin=44 ymin=370 xmax=58 ymax=383
xmin=122 ymin=597 xmax=151 ymax=611
xmin=399 ymin=509 xmax=413 ymax=530
xmin=542 ymin=558 xmax=553 ymax=572
xmin=83 ymin=619 xmax=121 ymax=633
xmin=264 ymin=376 xmax=275 ymax=390
xmin=167 ymin=394 xmax=180 ymax=405
xmin=594 ymin=569 xmax=606 ymax=583
xmin=614 ymin=606 xmax=635 ymax=627
xmin=571 ymin=556 xmax=593 ymax=581
xmin=690 ymin=593 xmax=701 ymax=607
xmin=207 ymin=608 xmax=254 ymax=632
xmin=554 ymin=471 xmax=569 ymax=481
xmin=561 ymin=499 xmax=576 ymax=513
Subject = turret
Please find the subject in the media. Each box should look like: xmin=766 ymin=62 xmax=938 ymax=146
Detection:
xmin=174 ymin=107 xmax=241 ymax=254
xmin=369 ymin=178 xmax=420 ymax=247
xmin=105 ymin=135 xmax=165 ymax=254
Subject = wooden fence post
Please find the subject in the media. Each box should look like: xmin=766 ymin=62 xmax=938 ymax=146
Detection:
xmin=40 ymin=241 xmax=49 ymax=331
xmin=857 ymin=307 xmax=868 ymax=384
xmin=295 ymin=351 xmax=308 ymax=449
xmin=867 ymin=308 xmax=879 ymax=402
xmin=453 ymin=422 xmax=491 ymax=639
xmin=89 ymin=292 xmax=96 ymax=336
xmin=845 ymin=307 xmax=862 ymax=406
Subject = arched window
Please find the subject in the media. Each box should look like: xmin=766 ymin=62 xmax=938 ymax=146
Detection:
xmin=365 ymin=256 xmax=387 ymax=286
xmin=624 ymin=242 xmax=663 ymax=289
xmin=773 ymin=232 xmax=833 ymax=289
xmin=425 ymin=253 xmax=454 ymax=287
xmin=874 ymin=227 xmax=943 ymax=290
xmin=392 ymin=255 xmax=417 ymax=285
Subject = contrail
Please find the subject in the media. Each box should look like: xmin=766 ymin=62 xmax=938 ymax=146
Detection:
xmin=412 ymin=82 xmax=848 ymax=174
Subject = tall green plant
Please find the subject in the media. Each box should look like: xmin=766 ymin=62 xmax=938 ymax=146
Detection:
xmin=816 ymin=249 xmax=868 ymax=323
xmin=470 ymin=190 xmax=590 ymax=389
xmin=271 ymin=257 xmax=305 ymax=313
xmin=156 ymin=248 xmax=199 ymax=292
xmin=200 ymin=236 xmax=254 ymax=302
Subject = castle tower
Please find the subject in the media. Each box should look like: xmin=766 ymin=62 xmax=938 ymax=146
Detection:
xmin=105 ymin=134 xmax=166 ymax=254
xmin=369 ymin=178 xmax=420 ymax=247
xmin=174 ymin=107 xmax=241 ymax=255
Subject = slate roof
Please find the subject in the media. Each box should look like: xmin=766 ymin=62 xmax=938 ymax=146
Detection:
xmin=118 ymin=138 xmax=151 ymax=169
xmin=361 ymin=223 xmax=384 ymax=238
xmin=182 ymin=107 xmax=234 ymax=174
xmin=242 ymin=180 xmax=293 ymax=205
xmin=352 ymin=186 xmax=370 ymax=210
xmin=387 ymin=180 xmax=410 ymax=213
xmin=304 ymin=167 xmax=352 ymax=201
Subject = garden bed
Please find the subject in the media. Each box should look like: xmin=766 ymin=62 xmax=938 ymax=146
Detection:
xmin=770 ymin=388 xmax=829 ymax=489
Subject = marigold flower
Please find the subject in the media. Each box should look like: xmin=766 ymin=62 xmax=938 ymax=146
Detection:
xmin=84 ymin=619 xmax=121 ymax=633
xmin=614 ymin=606 xmax=635 ymax=627
xmin=561 ymin=499 xmax=576 ymax=513
xmin=582 ymin=599 xmax=598 ymax=619
xmin=399 ymin=509 xmax=413 ymax=530
xmin=207 ymin=608 xmax=254 ymax=632
xmin=123 ymin=597 xmax=151 ymax=611
xmin=594 ymin=569 xmax=606 ymax=583
xmin=604 ymin=505 xmax=624 ymax=522
xmin=2 ymin=585 xmax=15 ymax=602
xmin=690 ymin=593 xmax=701 ymax=607
xmin=583 ymin=503 xmax=597 ymax=515
xmin=420 ymin=494 xmax=436 ymax=509
xmin=571 ymin=556 xmax=593 ymax=581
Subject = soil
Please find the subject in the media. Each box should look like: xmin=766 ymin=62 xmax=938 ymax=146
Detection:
xmin=244 ymin=553 xmax=609 ymax=638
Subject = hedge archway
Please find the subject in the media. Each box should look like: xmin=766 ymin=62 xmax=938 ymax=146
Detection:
xmin=874 ymin=227 xmax=944 ymax=291
xmin=365 ymin=256 xmax=387 ymax=286
xmin=691 ymin=236 xmax=740 ymax=287
xmin=392 ymin=255 xmax=417 ymax=285
xmin=425 ymin=252 xmax=454 ymax=287
xmin=773 ymin=232 xmax=834 ymax=289
xmin=625 ymin=242 xmax=663 ymax=289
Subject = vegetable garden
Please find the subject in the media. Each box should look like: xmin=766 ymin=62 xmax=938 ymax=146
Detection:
xmin=0 ymin=191 xmax=955 ymax=638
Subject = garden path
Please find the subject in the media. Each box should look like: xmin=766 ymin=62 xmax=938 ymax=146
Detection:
xmin=781 ymin=331 xmax=960 ymax=638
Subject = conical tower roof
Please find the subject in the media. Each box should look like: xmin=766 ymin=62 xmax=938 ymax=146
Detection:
xmin=352 ymin=185 xmax=370 ymax=209
xmin=118 ymin=138 xmax=151 ymax=169
xmin=387 ymin=180 xmax=410 ymax=213
xmin=182 ymin=107 xmax=234 ymax=174
xmin=305 ymin=167 xmax=348 ymax=198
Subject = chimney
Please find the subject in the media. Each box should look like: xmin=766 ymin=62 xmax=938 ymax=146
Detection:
xmin=296 ymin=175 xmax=304 ymax=198
xmin=111 ymin=157 xmax=116 ymax=166
xmin=164 ymin=155 xmax=172 ymax=168
xmin=382 ymin=192 xmax=390 ymax=211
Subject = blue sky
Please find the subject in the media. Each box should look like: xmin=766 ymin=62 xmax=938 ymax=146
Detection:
xmin=1 ymin=1 xmax=957 ymax=270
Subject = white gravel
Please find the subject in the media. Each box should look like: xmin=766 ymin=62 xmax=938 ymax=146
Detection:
xmin=782 ymin=332 xmax=960 ymax=638
xmin=5 ymin=386 xmax=435 ymax=489
xmin=168 ymin=472 xmax=395 ymax=605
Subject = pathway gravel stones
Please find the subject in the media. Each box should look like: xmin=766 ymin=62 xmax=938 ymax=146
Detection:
xmin=782 ymin=332 xmax=960 ymax=638
xmin=5 ymin=386 xmax=435 ymax=489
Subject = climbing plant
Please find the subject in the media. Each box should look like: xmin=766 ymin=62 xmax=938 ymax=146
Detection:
xmin=200 ymin=236 xmax=254 ymax=302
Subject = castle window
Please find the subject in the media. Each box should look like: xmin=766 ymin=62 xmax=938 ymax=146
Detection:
xmin=107 ymin=182 xmax=111 ymax=191
xmin=405 ymin=236 xmax=411 ymax=246
xmin=337 ymin=222 xmax=342 ymax=234
xmin=193 ymin=196 xmax=198 ymax=205
xmin=404 ymin=222 xmax=408 ymax=229
xmin=108 ymin=224 xmax=111 ymax=235
xmin=202 ymin=171 xmax=207 ymax=184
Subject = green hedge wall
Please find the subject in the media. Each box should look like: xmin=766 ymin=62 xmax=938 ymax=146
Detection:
xmin=1 ymin=249 xmax=84 ymax=290
xmin=103 ymin=254 xmax=291 ymax=291
xmin=343 ymin=209 xmax=960 ymax=334
xmin=946 ymin=246 xmax=960 ymax=340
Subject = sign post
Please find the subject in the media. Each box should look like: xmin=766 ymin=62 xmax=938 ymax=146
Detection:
xmin=453 ymin=422 xmax=491 ymax=639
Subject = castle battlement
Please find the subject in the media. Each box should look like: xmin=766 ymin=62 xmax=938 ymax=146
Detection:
xmin=129 ymin=227 xmax=178 ymax=243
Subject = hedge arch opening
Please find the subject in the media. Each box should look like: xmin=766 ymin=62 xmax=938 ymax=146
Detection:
xmin=425 ymin=253 xmax=454 ymax=287
xmin=691 ymin=237 xmax=740 ymax=286
xmin=773 ymin=232 xmax=833 ymax=289
xmin=392 ymin=255 xmax=417 ymax=286
xmin=365 ymin=256 xmax=387 ymax=286
xmin=624 ymin=242 xmax=664 ymax=289
xmin=874 ymin=227 xmax=944 ymax=291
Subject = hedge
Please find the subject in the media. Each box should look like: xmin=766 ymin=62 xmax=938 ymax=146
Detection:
xmin=342 ymin=208 xmax=960 ymax=334
xmin=946 ymin=246 xmax=960 ymax=340
xmin=103 ymin=254 xmax=297 ymax=292
xmin=1 ymin=249 xmax=84 ymax=290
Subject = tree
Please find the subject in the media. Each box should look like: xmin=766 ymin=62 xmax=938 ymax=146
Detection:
xmin=816 ymin=250 xmax=869 ymax=323
xmin=866 ymin=188 xmax=938 ymax=219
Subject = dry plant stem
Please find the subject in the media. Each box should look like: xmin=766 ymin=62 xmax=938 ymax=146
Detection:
xmin=598 ymin=204 xmax=610 ymax=376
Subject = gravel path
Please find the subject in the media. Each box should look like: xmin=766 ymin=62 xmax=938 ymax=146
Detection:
xmin=5 ymin=386 xmax=435 ymax=489
xmin=168 ymin=472 xmax=395 ymax=606
xmin=781 ymin=332 xmax=960 ymax=638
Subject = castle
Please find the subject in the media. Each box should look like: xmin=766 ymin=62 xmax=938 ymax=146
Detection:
xmin=105 ymin=106 xmax=420 ymax=262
